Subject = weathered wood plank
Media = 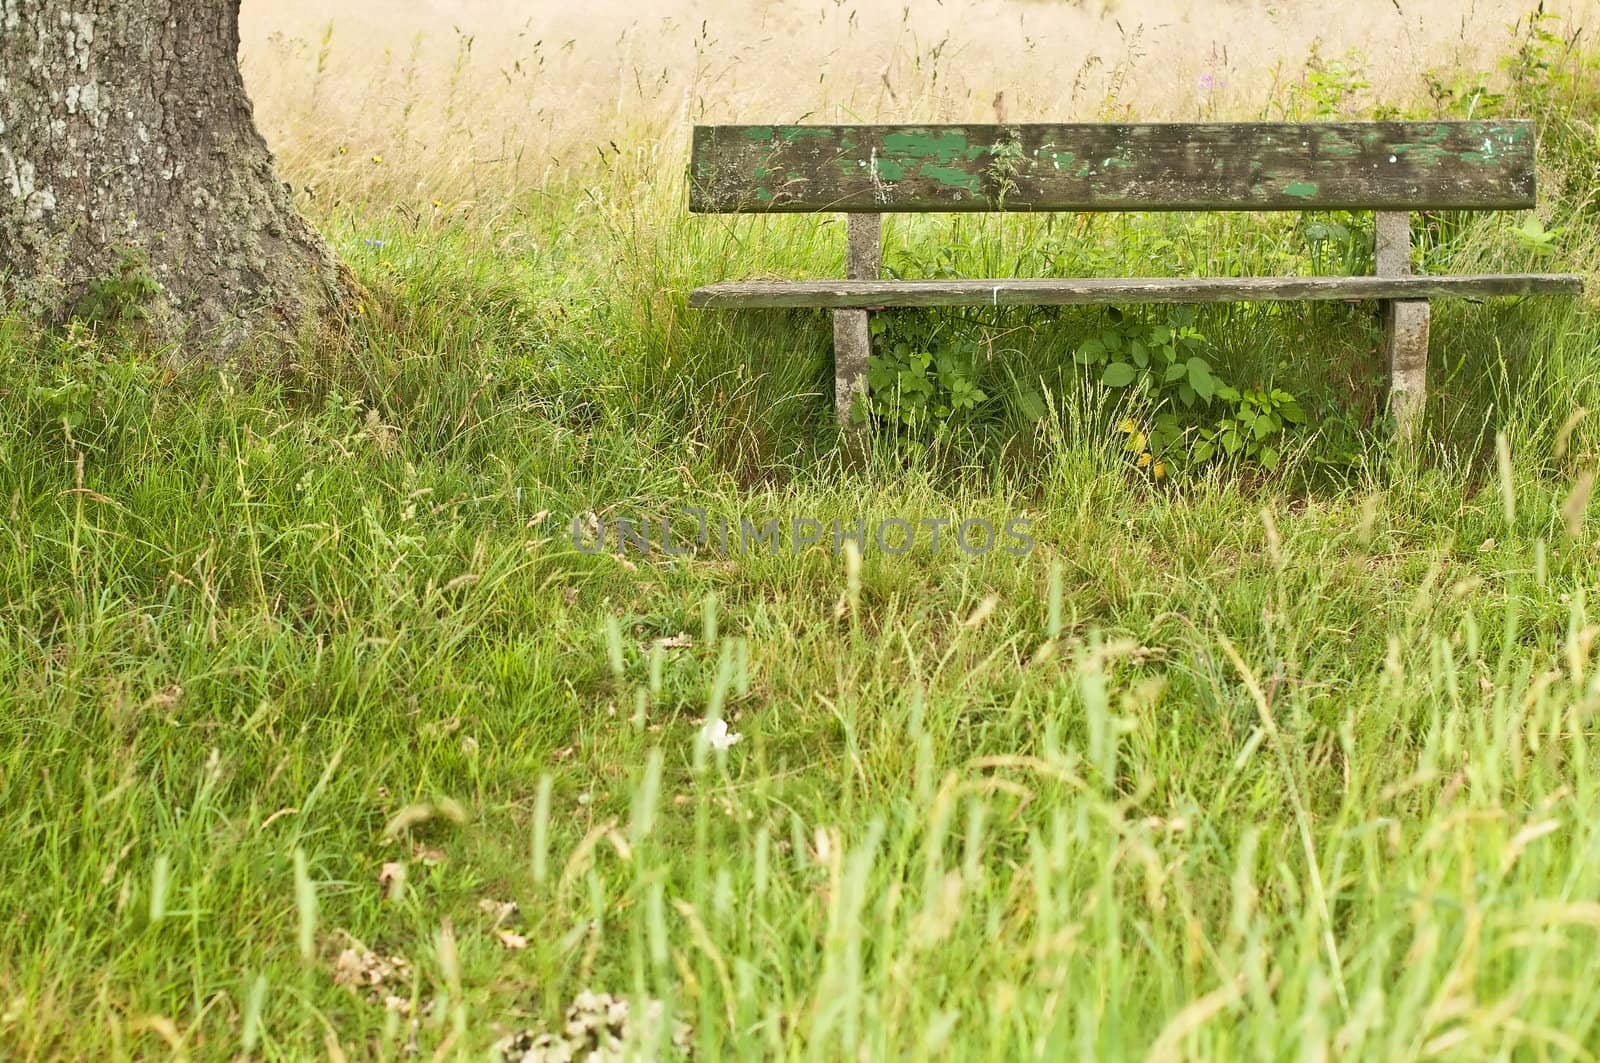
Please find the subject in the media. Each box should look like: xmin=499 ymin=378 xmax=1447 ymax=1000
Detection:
xmin=834 ymin=214 xmax=881 ymax=434
xmin=689 ymin=273 xmax=1581 ymax=309
xmin=1375 ymin=211 xmax=1430 ymax=440
xmin=688 ymin=122 xmax=1536 ymax=213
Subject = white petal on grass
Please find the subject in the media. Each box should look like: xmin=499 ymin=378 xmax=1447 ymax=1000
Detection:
xmin=701 ymin=718 xmax=742 ymax=751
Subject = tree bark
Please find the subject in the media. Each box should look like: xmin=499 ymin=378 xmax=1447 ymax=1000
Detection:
xmin=0 ymin=0 xmax=358 ymax=357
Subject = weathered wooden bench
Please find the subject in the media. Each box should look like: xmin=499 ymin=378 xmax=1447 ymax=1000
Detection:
xmin=686 ymin=121 xmax=1582 ymax=439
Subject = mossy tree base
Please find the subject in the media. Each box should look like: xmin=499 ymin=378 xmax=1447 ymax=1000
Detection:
xmin=0 ymin=0 xmax=359 ymax=359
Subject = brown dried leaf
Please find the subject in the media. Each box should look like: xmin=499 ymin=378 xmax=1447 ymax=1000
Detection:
xmin=379 ymin=861 xmax=406 ymax=900
xmin=478 ymin=897 xmax=520 ymax=925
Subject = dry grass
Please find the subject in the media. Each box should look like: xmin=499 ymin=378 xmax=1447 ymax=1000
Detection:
xmin=241 ymin=0 xmax=1600 ymax=203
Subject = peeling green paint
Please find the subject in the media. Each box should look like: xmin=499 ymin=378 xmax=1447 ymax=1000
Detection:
xmin=917 ymin=163 xmax=982 ymax=194
xmin=1317 ymin=138 xmax=1364 ymax=157
xmin=880 ymin=130 xmax=987 ymax=166
xmin=871 ymin=157 xmax=909 ymax=182
xmin=1039 ymin=150 xmax=1081 ymax=174
xmin=1389 ymin=142 xmax=1452 ymax=166
xmin=690 ymin=121 xmax=1539 ymax=213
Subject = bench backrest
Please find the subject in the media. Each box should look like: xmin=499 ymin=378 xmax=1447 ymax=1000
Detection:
xmin=689 ymin=121 xmax=1535 ymax=214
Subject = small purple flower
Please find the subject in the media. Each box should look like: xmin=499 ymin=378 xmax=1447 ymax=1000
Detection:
xmin=364 ymin=239 xmax=386 ymax=248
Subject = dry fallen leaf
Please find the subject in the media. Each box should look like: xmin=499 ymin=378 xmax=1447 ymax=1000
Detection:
xmin=332 ymin=944 xmax=411 ymax=1010
xmin=149 ymin=684 xmax=184 ymax=709
xmin=478 ymin=898 xmax=520 ymax=926
xmin=332 ymin=949 xmax=366 ymax=988
xmin=496 ymin=990 xmax=693 ymax=1063
xmin=497 ymin=930 xmax=528 ymax=950
xmin=379 ymin=861 xmax=405 ymax=900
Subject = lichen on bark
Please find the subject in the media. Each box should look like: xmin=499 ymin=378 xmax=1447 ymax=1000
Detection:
xmin=0 ymin=0 xmax=359 ymax=359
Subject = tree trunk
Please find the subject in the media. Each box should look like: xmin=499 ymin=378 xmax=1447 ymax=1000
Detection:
xmin=0 ymin=1 xmax=358 ymax=357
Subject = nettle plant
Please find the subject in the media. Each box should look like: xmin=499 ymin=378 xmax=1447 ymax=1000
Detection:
xmin=1077 ymin=309 xmax=1307 ymax=477
xmin=869 ymin=246 xmax=1312 ymax=473
xmin=73 ymin=249 xmax=162 ymax=327
xmin=866 ymin=312 xmax=988 ymax=428
xmin=1297 ymin=212 xmax=1375 ymax=276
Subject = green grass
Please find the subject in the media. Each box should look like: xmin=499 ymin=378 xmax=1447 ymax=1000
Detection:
xmin=7 ymin=54 xmax=1600 ymax=1063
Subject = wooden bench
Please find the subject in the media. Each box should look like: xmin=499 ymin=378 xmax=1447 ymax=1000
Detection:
xmin=686 ymin=121 xmax=1582 ymax=440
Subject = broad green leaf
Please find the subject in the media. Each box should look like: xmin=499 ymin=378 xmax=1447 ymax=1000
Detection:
xmin=1101 ymin=362 xmax=1137 ymax=387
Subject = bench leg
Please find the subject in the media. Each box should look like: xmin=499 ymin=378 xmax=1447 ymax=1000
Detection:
xmin=833 ymin=308 xmax=871 ymax=429
xmin=1383 ymin=299 xmax=1430 ymax=443
xmin=835 ymin=213 xmax=882 ymax=441
xmin=1374 ymin=212 xmax=1428 ymax=444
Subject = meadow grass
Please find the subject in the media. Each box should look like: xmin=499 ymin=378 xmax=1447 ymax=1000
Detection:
xmin=7 ymin=5 xmax=1600 ymax=1060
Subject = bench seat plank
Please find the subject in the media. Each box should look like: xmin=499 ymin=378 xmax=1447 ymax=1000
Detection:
xmin=690 ymin=122 xmax=1536 ymax=213
xmin=689 ymin=274 xmax=1582 ymax=309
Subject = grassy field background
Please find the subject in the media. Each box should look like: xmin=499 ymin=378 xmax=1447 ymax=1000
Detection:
xmin=6 ymin=0 xmax=1600 ymax=1058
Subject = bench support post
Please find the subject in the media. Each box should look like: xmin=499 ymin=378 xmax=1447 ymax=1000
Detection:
xmin=1376 ymin=211 xmax=1430 ymax=442
xmin=834 ymin=213 xmax=882 ymax=435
